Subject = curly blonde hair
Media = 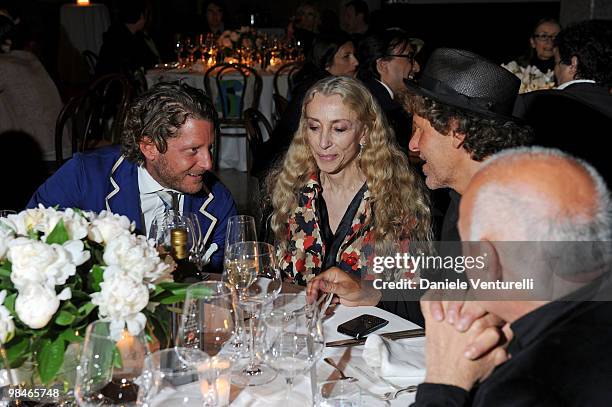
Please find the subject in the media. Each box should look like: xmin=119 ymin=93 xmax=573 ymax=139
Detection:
xmin=268 ymin=76 xmax=432 ymax=247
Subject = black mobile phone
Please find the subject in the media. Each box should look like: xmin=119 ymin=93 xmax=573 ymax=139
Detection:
xmin=336 ymin=314 xmax=389 ymax=339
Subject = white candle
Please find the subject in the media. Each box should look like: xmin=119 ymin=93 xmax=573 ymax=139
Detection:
xmin=199 ymin=357 xmax=231 ymax=406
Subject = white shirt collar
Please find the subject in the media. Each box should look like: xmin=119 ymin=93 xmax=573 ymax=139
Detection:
xmin=137 ymin=165 xmax=181 ymax=195
xmin=557 ymin=79 xmax=596 ymax=90
xmin=377 ymin=79 xmax=394 ymax=99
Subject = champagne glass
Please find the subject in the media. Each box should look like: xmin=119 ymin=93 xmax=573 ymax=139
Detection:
xmin=222 ymin=215 xmax=257 ymax=351
xmin=177 ymin=281 xmax=237 ymax=357
xmin=225 ymin=241 xmax=282 ymax=386
xmin=259 ymin=293 xmax=325 ymax=403
xmin=75 ymin=321 xmax=149 ymax=406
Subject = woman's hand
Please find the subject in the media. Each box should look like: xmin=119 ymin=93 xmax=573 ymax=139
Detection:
xmin=306 ymin=267 xmax=381 ymax=306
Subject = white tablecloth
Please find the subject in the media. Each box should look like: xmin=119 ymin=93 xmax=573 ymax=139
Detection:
xmin=228 ymin=305 xmax=424 ymax=406
xmin=146 ymin=68 xmax=288 ymax=172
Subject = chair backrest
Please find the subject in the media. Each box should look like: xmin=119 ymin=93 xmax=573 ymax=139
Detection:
xmin=204 ymin=63 xmax=263 ymax=122
xmin=273 ymin=61 xmax=303 ymax=97
xmin=55 ymin=74 xmax=132 ymax=168
xmin=244 ymin=108 xmax=273 ymax=147
xmin=82 ymin=50 xmax=98 ymax=78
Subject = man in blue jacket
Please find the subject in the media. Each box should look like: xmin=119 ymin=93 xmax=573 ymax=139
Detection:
xmin=28 ymin=82 xmax=237 ymax=273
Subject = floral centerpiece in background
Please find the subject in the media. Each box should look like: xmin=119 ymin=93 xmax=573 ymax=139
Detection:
xmin=502 ymin=61 xmax=556 ymax=93
xmin=0 ymin=206 xmax=186 ymax=385
xmin=217 ymin=26 xmax=266 ymax=65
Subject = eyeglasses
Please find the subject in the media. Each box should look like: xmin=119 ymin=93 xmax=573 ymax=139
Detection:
xmin=386 ymin=53 xmax=415 ymax=61
xmin=533 ymin=33 xmax=557 ymax=42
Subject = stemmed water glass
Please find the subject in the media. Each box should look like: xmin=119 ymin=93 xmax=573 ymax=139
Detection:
xmin=177 ymin=281 xmax=237 ymax=357
xmin=259 ymin=293 xmax=325 ymax=403
xmin=75 ymin=321 xmax=149 ymax=406
xmin=224 ymin=241 xmax=282 ymax=386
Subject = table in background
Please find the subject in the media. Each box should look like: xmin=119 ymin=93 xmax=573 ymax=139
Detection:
xmin=146 ymin=68 xmax=288 ymax=172
xmin=58 ymin=3 xmax=110 ymax=84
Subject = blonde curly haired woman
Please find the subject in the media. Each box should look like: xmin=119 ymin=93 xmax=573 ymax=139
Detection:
xmin=268 ymin=76 xmax=431 ymax=286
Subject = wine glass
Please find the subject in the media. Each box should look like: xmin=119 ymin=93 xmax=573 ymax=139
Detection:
xmin=317 ymin=379 xmax=361 ymax=407
xmin=177 ymin=281 xmax=237 ymax=357
xmin=142 ymin=347 xmax=213 ymax=406
xmin=259 ymin=293 xmax=325 ymax=403
xmin=222 ymin=215 xmax=257 ymax=351
xmin=225 ymin=241 xmax=282 ymax=386
xmin=75 ymin=321 xmax=149 ymax=406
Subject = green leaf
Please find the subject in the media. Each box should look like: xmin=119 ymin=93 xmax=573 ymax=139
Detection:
xmin=78 ymin=302 xmax=96 ymax=317
xmin=3 ymin=337 xmax=29 ymax=368
xmin=4 ymin=293 xmax=16 ymax=313
xmin=159 ymin=294 xmax=185 ymax=304
xmin=90 ymin=265 xmax=104 ymax=292
xmin=45 ymin=219 xmax=69 ymax=245
xmin=37 ymin=337 xmax=66 ymax=384
xmin=59 ymin=328 xmax=85 ymax=343
xmin=55 ymin=310 xmax=76 ymax=326
xmin=0 ymin=267 xmax=10 ymax=278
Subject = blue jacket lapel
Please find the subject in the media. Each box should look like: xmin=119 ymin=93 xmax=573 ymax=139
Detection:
xmin=105 ymin=157 xmax=143 ymax=233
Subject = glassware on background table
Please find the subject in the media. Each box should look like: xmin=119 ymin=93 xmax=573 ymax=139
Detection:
xmin=0 ymin=209 xmax=16 ymax=218
xmin=177 ymin=281 xmax=237 ymax=357
xmin=317 ymin=379 xmax=361 ymax=407
xmin=259 ymin=293 xmax=325 ymax=402
xmin=75 ymin=321 xmax=149 ymax=406
xmin=224 ymin=241 xmax=281 ymax=387
xmin=143 ymin=347 xmax=213 ymax=406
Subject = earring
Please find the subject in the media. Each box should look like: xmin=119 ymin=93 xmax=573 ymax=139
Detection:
xmin=358 ymin=142 xmax=364 ymax=159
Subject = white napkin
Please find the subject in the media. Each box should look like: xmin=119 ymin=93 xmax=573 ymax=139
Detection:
xmin=362 ymin=334 xmax=426 ymax=379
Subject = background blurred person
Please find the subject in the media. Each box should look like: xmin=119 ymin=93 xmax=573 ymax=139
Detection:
xmin=96 ymin=0 xmax=160 ymax=78
xmin=340 ymin=0 xmax=370 ymax=45
xmin=515 ymin=17 xmax=561 ymax=73
xmin=513 ymin=20 xmax=612 ymax=186
xmin=357 ymin=28 xmax=422 ymax=153
xmin=203 ymin=0 xmax=225 ymax=35
xmin=0 ymin=14 xmax=66 ymax=171
xmin=268 ymin=76 xmax=431 ymax=289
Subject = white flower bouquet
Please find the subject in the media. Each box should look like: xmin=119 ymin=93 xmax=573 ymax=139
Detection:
xmin=502 ymin=61 xmax=556 ymax=93
xmin=0 ymin=206 xmax=191 ymax=384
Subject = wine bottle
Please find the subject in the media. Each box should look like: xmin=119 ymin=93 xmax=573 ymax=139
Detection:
xmin=170 ymin=228 xmax=202 ymax=283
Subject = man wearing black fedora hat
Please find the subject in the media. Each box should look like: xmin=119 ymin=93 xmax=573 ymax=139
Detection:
xmin=402 ymin=47 xmax=533 ymax=241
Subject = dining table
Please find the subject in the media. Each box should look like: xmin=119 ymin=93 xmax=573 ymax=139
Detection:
xmin=146 ymin=66 xmax=289 ymax=172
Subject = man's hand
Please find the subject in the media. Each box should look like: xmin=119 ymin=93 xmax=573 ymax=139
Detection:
xmin=306 ymin=267 xmax=381 ymax=306
xmin=421 ymin=300 xmax=510 ymax=391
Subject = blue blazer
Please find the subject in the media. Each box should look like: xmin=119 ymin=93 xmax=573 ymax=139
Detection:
xmin=28 ymin=146 xmax=237 ymax=272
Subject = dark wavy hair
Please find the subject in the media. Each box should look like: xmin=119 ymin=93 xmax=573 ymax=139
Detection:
xmin=357 ymin=28 xmax=414 ymax=82
xmin=121 ymin=82 xmax=218 ymax=165
xmin=555 ymin=20 xmax=612 ymax=87
xmin=401 ymin=91 xmax=533 ymax=162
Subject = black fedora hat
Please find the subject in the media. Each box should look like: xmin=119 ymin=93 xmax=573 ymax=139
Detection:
xmin=404 ymin=48 xmax=521 ymax=121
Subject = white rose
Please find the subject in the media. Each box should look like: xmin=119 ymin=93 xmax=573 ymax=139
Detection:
xmin=0 ymin=223 xmax=15 ymax=260
xmin=0 ymin=290 xmax=15 ymax=344
xmin=91 ymin=266 xmax=149 ymax=338
xmin=88 ymin=211 xmax=135 ymax=244
xmin=15 ymin=285 xmax=71 ymax=329
xmin=8 ymin=238 xmax=90 ymax=289
xmin=103 ymin=235 xmax=169 ymax=282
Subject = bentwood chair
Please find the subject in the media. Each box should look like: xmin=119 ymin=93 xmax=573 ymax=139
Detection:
xmin=244 ymin=107 xmax=273 ymax=173
xmin=55 ymin=74 xmax=132 ymax=169
xmin=272 ymin=61 xmax=302 ymax=120
xmin=204 ymin=63 xmax=263 ymax=170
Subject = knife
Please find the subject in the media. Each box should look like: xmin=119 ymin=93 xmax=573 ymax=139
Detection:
xmin=326 ymin=328 xmax=425 ymax=347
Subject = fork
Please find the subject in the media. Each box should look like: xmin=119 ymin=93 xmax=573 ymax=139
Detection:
xmin=380 ymin=385 xmax=418 ymax=400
